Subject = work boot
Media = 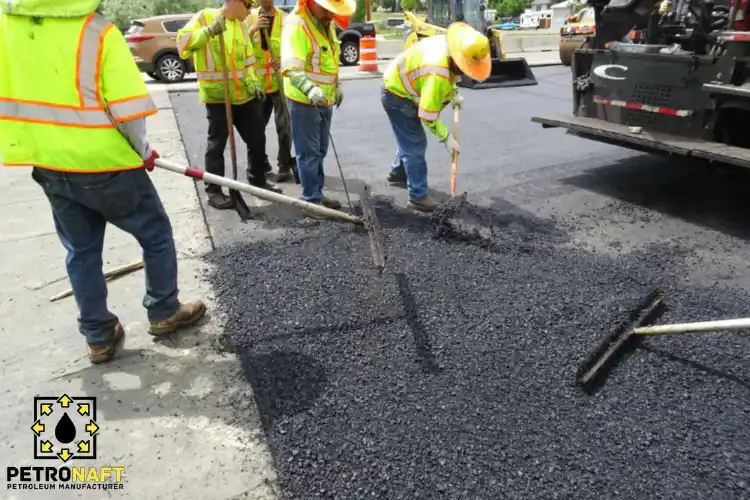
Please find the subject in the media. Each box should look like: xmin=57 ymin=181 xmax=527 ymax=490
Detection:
xmin=322 ymin=197 xmax=341 ymax=210
xmin=88 ymin=322 xmax=125 ymax=365
xmin=248 ymin=177 xmax=283 ymax=194
xmin=207 ymin=192 xmax=233 ymax=210
xmin=275 ymin=165 xmax=293 ymax=183
xmin=387 ymin=171 xmax=407 ymax=188
xmin=148 ymin=300 xmax=207 ymax=337
xmin=407 ymin=196 xmax=438 ymax=213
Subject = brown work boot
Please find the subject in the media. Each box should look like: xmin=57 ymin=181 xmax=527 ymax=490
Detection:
xmin=321 ymin=197 xmax=341 ymax=210
xmin=275 ymin=165 xmax=293 ymax=183
xmin=88 ymin=323 xmax=125 ymax=365
xmin=407 ymin=196 xmax=439 ymax=213
xmin=148 ymin=300 xmax=207 ymax=337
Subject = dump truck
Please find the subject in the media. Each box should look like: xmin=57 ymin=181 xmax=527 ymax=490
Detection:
xmin=402 ymin=0 xmax=538 ymax=88
xmin=532 ymin=0 xmax=750 ymax=167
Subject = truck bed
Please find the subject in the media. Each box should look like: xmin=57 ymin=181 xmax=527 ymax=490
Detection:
xmin=531 ymin=115 xmax=750 ymax=169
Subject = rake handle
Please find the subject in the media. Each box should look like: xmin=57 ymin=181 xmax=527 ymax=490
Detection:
xmin=450 ymin=105 xmax=460 ymax=197
xmin=153 ymin=159 xmax=363 ymax=225
xmin=636 ymin=317 xmax=750 ymax=335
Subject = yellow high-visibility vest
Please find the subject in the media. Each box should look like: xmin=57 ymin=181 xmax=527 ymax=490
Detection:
xmin=383 ymin=35 xmax=457 ymax=123
xmin=0 ymin=10 xmax=157 ymax=172
xmin=248 ymin=6 xmax=286 ymax=94
xmin=280 ymin=7 xmax=340 ymax=106
xmin=177 ymin=8 xmax=259 ymax=104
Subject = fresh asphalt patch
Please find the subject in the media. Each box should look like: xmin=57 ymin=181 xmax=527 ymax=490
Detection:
xmin=169 ymin=73 xmax=749 ymax=499
xmin=202 ymin=199 xmax=748 ymax=500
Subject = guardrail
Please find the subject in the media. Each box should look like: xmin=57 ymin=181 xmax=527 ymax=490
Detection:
xmin=373 ymin=35 xmax=560 ymax=60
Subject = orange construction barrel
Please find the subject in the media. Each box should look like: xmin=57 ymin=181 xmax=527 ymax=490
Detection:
xmin=358 ymin=36 xmax=379 ymax=74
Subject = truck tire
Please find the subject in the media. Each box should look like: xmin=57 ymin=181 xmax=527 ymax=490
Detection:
xmin=340 ymin=39 xmax=360 ymax=66
xmin=155 ymin=53 xmax=186 ymax=83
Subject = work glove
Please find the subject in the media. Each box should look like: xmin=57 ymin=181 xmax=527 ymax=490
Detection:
xmin=307 ymin=86 xmax=328 ymax=106
xmin=441 ymin=133 xmax=460 ymax=155
xmin=144 ymin=150 xmax=160 ymax=172
xmin=451 ymin=92 xmax=464 ymax=110
xmin=252 ymin=82 xmax=265 ymax=100
xmin=335 ymin=86 xmax=343 ymax=108
xmin=206 ymin=15 xmax=226 ymax=36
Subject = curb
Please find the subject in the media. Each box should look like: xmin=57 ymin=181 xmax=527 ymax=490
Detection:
xmin=160 ymin=60 xmax=563 ymax=92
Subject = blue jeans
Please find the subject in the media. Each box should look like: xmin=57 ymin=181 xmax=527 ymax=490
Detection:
xmin=31 ymin=167 xmax=180 ymax=347
xmin=380 ymin=86 xmax=429 ymax=200
xmin=287 ymin=100 xmax=332 ymax=203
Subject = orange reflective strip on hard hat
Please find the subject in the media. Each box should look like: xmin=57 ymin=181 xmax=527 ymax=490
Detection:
xmin=77 ymin=13 xmax=111 ymax=107
xmin=106 ymin=94 xmax=157 ymax=122
xmin=0 ymin=99 xmax=113 ymax=128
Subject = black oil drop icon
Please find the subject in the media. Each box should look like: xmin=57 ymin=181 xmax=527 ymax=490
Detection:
xmin=55 ymin=412 xmax=77 ymax=444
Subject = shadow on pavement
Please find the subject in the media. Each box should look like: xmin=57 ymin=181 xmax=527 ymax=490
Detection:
xmin=562 ymin=154 xmax=750 ymax=241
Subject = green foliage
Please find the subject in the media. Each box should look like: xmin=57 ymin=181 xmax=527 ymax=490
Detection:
xmin=99 ymin=0 xmax=217 ymax=30
xmin=380 ymin=0 xmax=396 ymax=9
xmin=493 ymin=0 xmax=533 ymax=16
xmin=351 ymin=0 xmax=367 ymax=22
xmin=400 ymin=0 xmax=419 ymax=11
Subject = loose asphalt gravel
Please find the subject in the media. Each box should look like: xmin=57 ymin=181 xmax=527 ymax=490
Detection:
xmin=170 ymin=67 xmax=750 ymax=499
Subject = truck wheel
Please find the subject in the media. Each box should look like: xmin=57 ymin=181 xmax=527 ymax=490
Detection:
xmin=155 ymin=54 xmax=186 ymax=83
xmin=340 ymin=40 xmax=360 ymax=66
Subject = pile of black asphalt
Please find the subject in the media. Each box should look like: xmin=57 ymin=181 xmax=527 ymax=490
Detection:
xmin=204 ymin=197 xmax=749 ymax=500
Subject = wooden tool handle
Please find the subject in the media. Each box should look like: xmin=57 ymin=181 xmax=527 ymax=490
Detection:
xmin=450 ymin=105 xmax=460 ymax=197
xmin=218 ymin=32 xmax=238 ymax=169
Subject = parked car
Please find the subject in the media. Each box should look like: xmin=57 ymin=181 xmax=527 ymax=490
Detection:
xmin=497 ymin=22 xmax=519 ymax=30
xmin=126 ymin=14 xmax=194 ymax=83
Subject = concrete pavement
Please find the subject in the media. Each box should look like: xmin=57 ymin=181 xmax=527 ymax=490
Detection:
xmin=0 ymin=88 xmax=277 ymax=498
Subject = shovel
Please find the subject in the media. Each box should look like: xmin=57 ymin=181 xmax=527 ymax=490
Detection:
xmin=218 ymin=30 xmax=253 ymax=221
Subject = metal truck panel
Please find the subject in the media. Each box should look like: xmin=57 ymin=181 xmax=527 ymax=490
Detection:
xmin=531 ymin=115 xmax=750 ymax=168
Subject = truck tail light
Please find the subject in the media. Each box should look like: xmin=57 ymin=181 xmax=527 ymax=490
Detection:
xmin=733 ymin=0 xmax=749 ymax=30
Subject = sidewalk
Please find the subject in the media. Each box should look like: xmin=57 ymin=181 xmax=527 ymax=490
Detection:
xmin=0 ymin=88 xmax=277 ymax=499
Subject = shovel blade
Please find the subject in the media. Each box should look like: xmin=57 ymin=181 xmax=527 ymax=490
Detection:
xmin=229 ymin=190 xmax=253 ymax=222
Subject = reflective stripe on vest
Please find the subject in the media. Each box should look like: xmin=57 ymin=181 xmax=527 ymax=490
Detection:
xmin=280 ymin=17 xmax=337 ymax=85
xmin=0 ymin=13 xmax=123 ymax=129
xmin=187 ymin=12 xmax=255 ymax=84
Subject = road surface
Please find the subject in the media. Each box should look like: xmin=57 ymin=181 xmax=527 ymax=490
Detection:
xmin=168 ymin=67 xmax=750 ymax=499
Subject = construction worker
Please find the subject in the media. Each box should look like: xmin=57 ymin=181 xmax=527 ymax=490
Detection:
xmin=248 ymin=0 xmax=296 ymax=183
xmin=177 ymin=0 xmax=282 ymax=211
xmin=381 ymin=22 xmax=490 ymax=213
xmin=658 ymin=0 xmax=672 ymax=23
xmin=280 ymin=0 xmax=356 ymax=210
xmin=0 ymin=0 xmax=206 ymax=364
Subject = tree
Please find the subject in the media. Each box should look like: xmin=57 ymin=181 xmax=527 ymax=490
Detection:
xmin=496 ymin=0 xmax=532 ymax=16
xmin=400 ymin=0 xmax=420 ymax=11
xmin=351 ymin=0 xmax=367 ymax=22
xmin=100 ymin=0 xmax=217 ymax=30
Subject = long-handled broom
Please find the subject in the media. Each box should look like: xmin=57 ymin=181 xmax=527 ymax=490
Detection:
xmin=577 ymin=289 xmax=750 ymax=391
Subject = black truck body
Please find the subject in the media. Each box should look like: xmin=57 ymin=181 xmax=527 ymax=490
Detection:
xmin=532 ymin=0 xmax=750 ymax=168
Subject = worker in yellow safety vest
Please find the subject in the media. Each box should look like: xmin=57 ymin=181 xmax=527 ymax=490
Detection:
xmin=381 ymin=22 xmax=490 ymax=213
xmin=248 ymin=0 xmax=296 ymax=183
xmin=177 ymin=0 xmax=282 ymax=211
xmin=280 ymin=0 xmax=354 ymax=210
xmin=0 ymin=0 xmax=206 ymax=364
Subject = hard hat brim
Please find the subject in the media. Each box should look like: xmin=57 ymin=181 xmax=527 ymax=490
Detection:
xmin=313 ymin=0 xmax=356 ymax=16
xmin=447 ymin=23 xmax=492 ymax=82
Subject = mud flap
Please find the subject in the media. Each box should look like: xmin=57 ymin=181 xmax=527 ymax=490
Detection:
xmin=458 ymin=57 xmax=538 ymax=89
